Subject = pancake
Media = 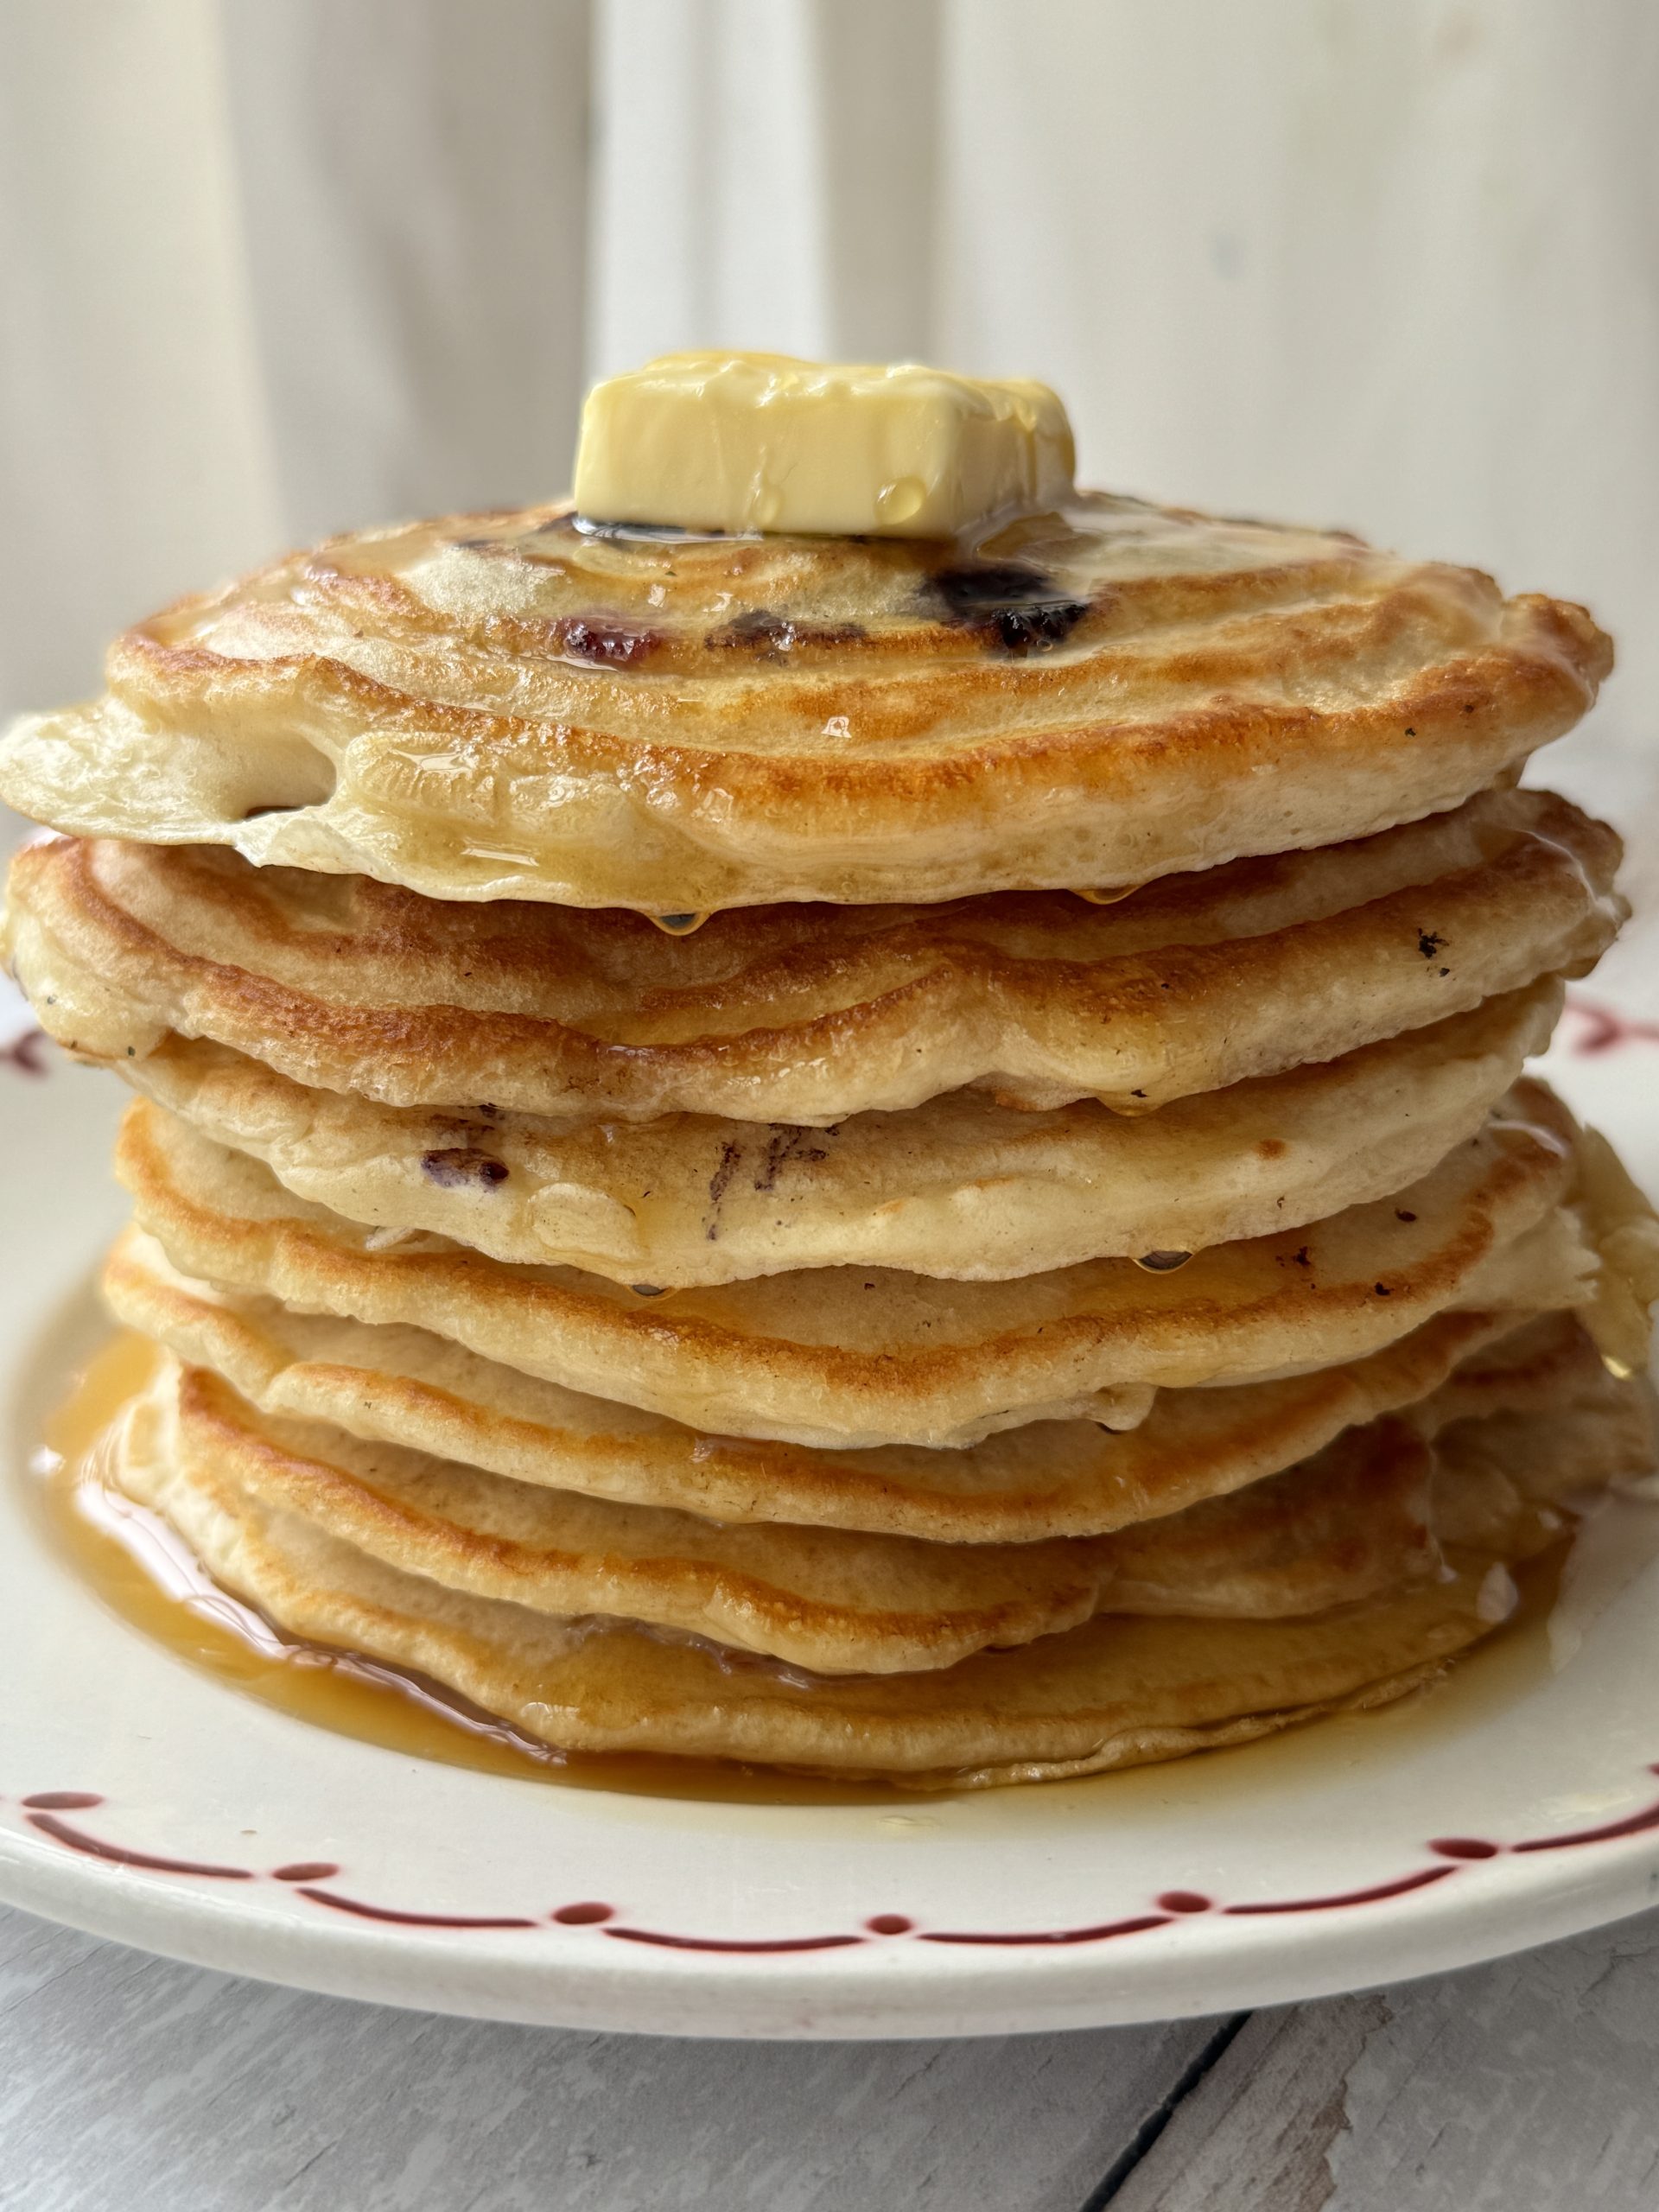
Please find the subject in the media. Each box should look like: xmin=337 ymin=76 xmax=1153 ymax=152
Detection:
xmin=0 ymin=498 xmax=1610 ymax=913
xmin=1567 ymin=1125 xmax=1659 ymax=1377
xmin=136 ymin=1356 xmax=1452 ymax=1673
xmin=108 ymin=1365 xmax=1645 ymax=1785
xmin=117 ymin=1085 xmax=1595 ymax=1448
xmin=105 ymin=1229 xmax=1541 ymax=1540
xmin=7 ymin=787 xmax=1621 ymax=1121
xmin=1403 ymin=1314 xmax=1658 ymax=1553
xmin=111 ymin=985 xmax=1560 ymax=1286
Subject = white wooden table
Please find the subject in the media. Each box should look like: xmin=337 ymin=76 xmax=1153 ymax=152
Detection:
xmin=5 ymin=727 xmax=1658 ymax=2209
xmin=3 ymin=1899 xmax=1657 ymax=2209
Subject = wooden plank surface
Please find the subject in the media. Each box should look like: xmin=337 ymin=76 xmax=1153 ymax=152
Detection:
xmin=0 ymin=1904 xmax=1217 ymax=2212
xmin=1107 ymin=1905 xmax=1659 ymax=2212
xmin=4 ymin=1902 xmax=1659 ymax=2209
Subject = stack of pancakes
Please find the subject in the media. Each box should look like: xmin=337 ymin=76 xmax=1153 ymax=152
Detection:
xmin=4 ymin=493 xmax=1656 ymax=1788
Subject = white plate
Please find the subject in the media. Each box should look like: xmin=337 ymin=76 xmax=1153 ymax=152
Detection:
xmin=3 ymin=981 xmax=1659 ymax=2040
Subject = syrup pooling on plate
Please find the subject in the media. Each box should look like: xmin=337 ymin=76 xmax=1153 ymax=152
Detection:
xmin=29 ymin=1333 xmax=895 ymax=1806
xmin=27 ymin=1322 xmax=1644 ymax=1801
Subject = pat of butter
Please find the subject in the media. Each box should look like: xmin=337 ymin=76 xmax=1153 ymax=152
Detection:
xmin=573 ymin=353 xmax=1075 ymax=539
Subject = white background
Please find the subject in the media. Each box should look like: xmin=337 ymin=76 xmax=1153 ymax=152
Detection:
xmin=4 ymin=0 xmax=1656 ymax=752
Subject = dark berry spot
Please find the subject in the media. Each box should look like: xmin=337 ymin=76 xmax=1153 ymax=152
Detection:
xmin=1417 ymin=931 xmax=1446 ymax=961
xmin=706 ymin=608 xmax=866 ymax=653
xmin=928 ymin=560 xmax=1056 ymax=613
xmin=990 ymin=602 xmax=1090 ymax=653
xmin=753 ymin=1124 xmax=833 ymax=1193
xmin=925 ymin=562 xmax=1090 ymax=657
xmin=712 ymin=609 xmax=796 ymax=652
xmin=556 ymin=615 xmax=663 ymax=666
xmin=705 ymin=1138 xmax=744 ymax=1237
xmin=422 ymin=1148 xmax=509 ymax=1189
xmin=1374 ymin=1282 xmax=1393 ymax=1296
xmin=1395 ymin=1209 xmax=1417 ymax=1223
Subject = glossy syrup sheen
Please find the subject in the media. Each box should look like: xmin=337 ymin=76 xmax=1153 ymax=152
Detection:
xmin=29 ymin=1332 xmax=1572 ymax=1815
xmin=30 ymin=1334 xmax=895 ymax=1805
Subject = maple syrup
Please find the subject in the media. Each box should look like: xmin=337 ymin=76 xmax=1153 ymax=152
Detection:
xmin=22 ymin=1319 xmax=1614 ymax=1823
xmin=27 ymin=1331 xmax=893 ymax=1806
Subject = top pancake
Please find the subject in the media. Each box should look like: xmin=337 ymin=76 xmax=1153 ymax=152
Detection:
xmin=0 ymin=496 xmax=1610 ymax=911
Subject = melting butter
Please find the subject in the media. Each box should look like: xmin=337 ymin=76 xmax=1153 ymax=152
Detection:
xmin=573 ymin=353 xmax=1075 ymax=540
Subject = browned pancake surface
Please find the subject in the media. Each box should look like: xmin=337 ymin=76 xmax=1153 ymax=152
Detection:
xmin=115 ymin=1085 xmax=1592 ymax=1447
xmin=110 ymin=1352 xmax=1652 ymax=1785
xmin=7 ymin=788 xmax=1620 ymax=1117
xmin=0 ymin=497 xmax=1609 ymax=909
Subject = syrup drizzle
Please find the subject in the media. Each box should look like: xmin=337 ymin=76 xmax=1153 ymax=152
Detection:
xmin=15 ymin=1331 xmax=1659 ymax=1951
xmin=22 ymin=1329 xmax=1649 ymax=1872
xmin=29 ymin=1334 xmax=895 ymax=1808
xmin=1071 ymin=881 xmax=1148 ymax=907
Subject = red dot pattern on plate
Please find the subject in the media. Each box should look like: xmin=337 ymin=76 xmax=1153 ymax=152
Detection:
xmin=296 ymin=1887 xmax=538 ymax=1929
xmin=1563 ymin=995 xmax=1659 ymax=1054
xmin=0 ymin=1031 xmax=49 ymax=1077
xmin=24 ymin=1809 xmax=252 ymax=1881
xmin=11 ymin=1758 xmax=1659 ymax=1950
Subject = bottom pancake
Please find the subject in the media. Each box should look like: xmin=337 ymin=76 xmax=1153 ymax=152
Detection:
xmin=105 ymin=1349 xmax=1653 ymax=1786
